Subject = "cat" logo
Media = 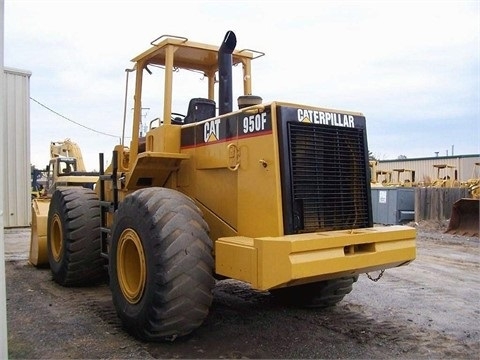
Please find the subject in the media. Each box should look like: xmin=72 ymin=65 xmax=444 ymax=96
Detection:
xmin=204 ymin=119 xmax=221 ymax=142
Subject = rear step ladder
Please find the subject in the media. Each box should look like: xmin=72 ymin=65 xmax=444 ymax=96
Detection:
xmin=99 ymin=151 xmax=119 ymax=260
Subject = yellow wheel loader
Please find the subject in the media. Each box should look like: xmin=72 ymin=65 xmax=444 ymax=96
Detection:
xmin=393 ymin=168 xmax=415 ymax=187
xmin=44 ymin=31 xmax=416 ymax=341
xmin=29 ymin=139 xmax=99 ymax=267
xmin=431 ymin=164 xmax=460 ymax=188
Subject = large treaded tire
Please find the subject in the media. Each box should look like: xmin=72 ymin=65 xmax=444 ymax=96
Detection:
xmin=271 ymin=276 xmax=358 ymax=308
xmin=47 ymin=187 xmax=105 ymax=286
xmin=109 ymin=187 xmax=214 ymax=342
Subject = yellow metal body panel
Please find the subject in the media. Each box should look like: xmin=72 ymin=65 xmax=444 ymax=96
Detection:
xmin=236 ymin=117 xmax=283 ymax=237
xmin=216 ymin=226 xmax=416 ymax=290
xmin=177 ymin=107 xmax=283 ymax=239
xmin=194 ymin=167 xmax=238 ymax=230
xmin=145 ymin=124 xmax=182 ymax=153
xmin=124 ymin=152 xmax=189 ymax=191
xmin=123 ymin=125 xmax=189 ymax=191
xmin=54 ymin=175 xmax=99 ymax=187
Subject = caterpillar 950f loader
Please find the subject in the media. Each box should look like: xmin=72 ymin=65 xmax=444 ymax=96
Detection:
xmin=45 ymin=31 xmax=416 ymax=341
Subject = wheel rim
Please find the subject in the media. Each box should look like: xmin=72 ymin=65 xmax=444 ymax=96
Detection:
xmin=50 ymin=214 xmax=63 ymax=262
xmin=117 ymin=228 xmax=146 ymax=304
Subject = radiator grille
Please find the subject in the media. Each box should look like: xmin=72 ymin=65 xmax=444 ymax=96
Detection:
xmin=288 ymin=123 xmax=369 ymax=232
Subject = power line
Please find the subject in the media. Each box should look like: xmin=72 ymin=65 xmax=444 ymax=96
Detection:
xmin=30 ymin=97 xmax=120 ymax=139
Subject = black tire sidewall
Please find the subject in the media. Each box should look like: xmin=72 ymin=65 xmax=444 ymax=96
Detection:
xmin=47 ymin=190 xmax=68 ymax=281
xmin=109 ymin=207 xmax=155 ymax=324
xmin=47 ymin=187 xmax=104 ymax=286
xmin=109 ymin=187 xmax=214 ymax=341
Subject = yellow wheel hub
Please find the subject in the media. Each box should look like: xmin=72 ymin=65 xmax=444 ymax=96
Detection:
xmin=50 ymin=214 xmax=63 ymax=262
xmin=117 ymin=228 xmax=146 ymax=304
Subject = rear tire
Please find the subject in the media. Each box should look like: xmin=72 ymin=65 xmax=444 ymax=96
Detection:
xmin=109 ymin=187 xmax=214 ymax=341
xmin=47 ymin=188 xmax=105 ymax=286
xmin=271 ymin=276 xmax=358 ymax=308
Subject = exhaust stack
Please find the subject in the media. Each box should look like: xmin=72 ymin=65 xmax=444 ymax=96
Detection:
xmin=218 ymin=31 xmax=236 ymax=115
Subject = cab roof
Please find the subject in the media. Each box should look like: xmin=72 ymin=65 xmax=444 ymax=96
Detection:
xmin=131 ymin=35 xmax=259 ymax=74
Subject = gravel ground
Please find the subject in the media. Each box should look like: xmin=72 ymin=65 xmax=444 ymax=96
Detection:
xmin=4 ymin=221 xmax=480 ymax=359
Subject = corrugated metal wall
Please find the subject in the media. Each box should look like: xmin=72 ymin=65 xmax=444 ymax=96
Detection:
xmin=377 ymin=155 xmax=480 ymax=185
xmin=3 ymin=67 xmax=31 ymax=227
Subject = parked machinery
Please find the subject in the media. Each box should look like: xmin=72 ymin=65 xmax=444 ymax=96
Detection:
xmin=44 ymin=32 xmax=416 ymax=341
xmin=392 ymin=168 xmax=416 ymax=187
xmin=446 ymin=162 xmax=480 ymax=236
xmin=431 ymin=164 xmax=460 ymax=188
xmin=29 ymin=139 xmax=98 ymax=266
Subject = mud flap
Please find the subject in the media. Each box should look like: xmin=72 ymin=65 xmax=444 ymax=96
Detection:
xmin=446 ymin=198 xmax=479 ymax=237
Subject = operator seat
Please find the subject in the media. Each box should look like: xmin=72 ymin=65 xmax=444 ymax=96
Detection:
xmin=183 ymin=98 xmax=216 ymax=124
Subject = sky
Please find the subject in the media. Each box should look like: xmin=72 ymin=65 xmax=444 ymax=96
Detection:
xmin=4 ymin=0 xmax=479 ymax=170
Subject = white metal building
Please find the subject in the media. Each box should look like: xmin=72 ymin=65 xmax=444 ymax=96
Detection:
xmin=377 ymin=154 xmax=480 ymax=185
xmin=2 ymin=67 xmax=31 ymax=228
xmin=1 ymin=1 xmax=11 ymax=353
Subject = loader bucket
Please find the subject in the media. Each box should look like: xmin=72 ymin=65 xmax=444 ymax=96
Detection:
xmin=446 ymin=198 xmax=479 ymax=237
xmin=29 ymin=198 xmax=50 ymax=267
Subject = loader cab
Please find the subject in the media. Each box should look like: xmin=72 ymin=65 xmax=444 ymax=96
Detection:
xmin=57 ymin=158 xmax=77 ymax=175
xmin=46 ymin=157 xmax=78 ymax=194
xmin=122 ymin=33 xmax=264 ymax=169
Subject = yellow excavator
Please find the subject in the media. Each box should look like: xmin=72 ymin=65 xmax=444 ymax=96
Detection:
xmin=29 ymin=139 xmax=99 ymax=266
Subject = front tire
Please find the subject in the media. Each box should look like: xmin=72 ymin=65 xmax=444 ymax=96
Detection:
xmin=109 ymin=187 xmax=214 ymax=341
xmin=47 ymin=188 xmax=105 ymax=286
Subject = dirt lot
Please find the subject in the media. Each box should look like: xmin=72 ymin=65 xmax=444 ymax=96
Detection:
xmin=4 ymin=221 xmax=480 ymax=359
